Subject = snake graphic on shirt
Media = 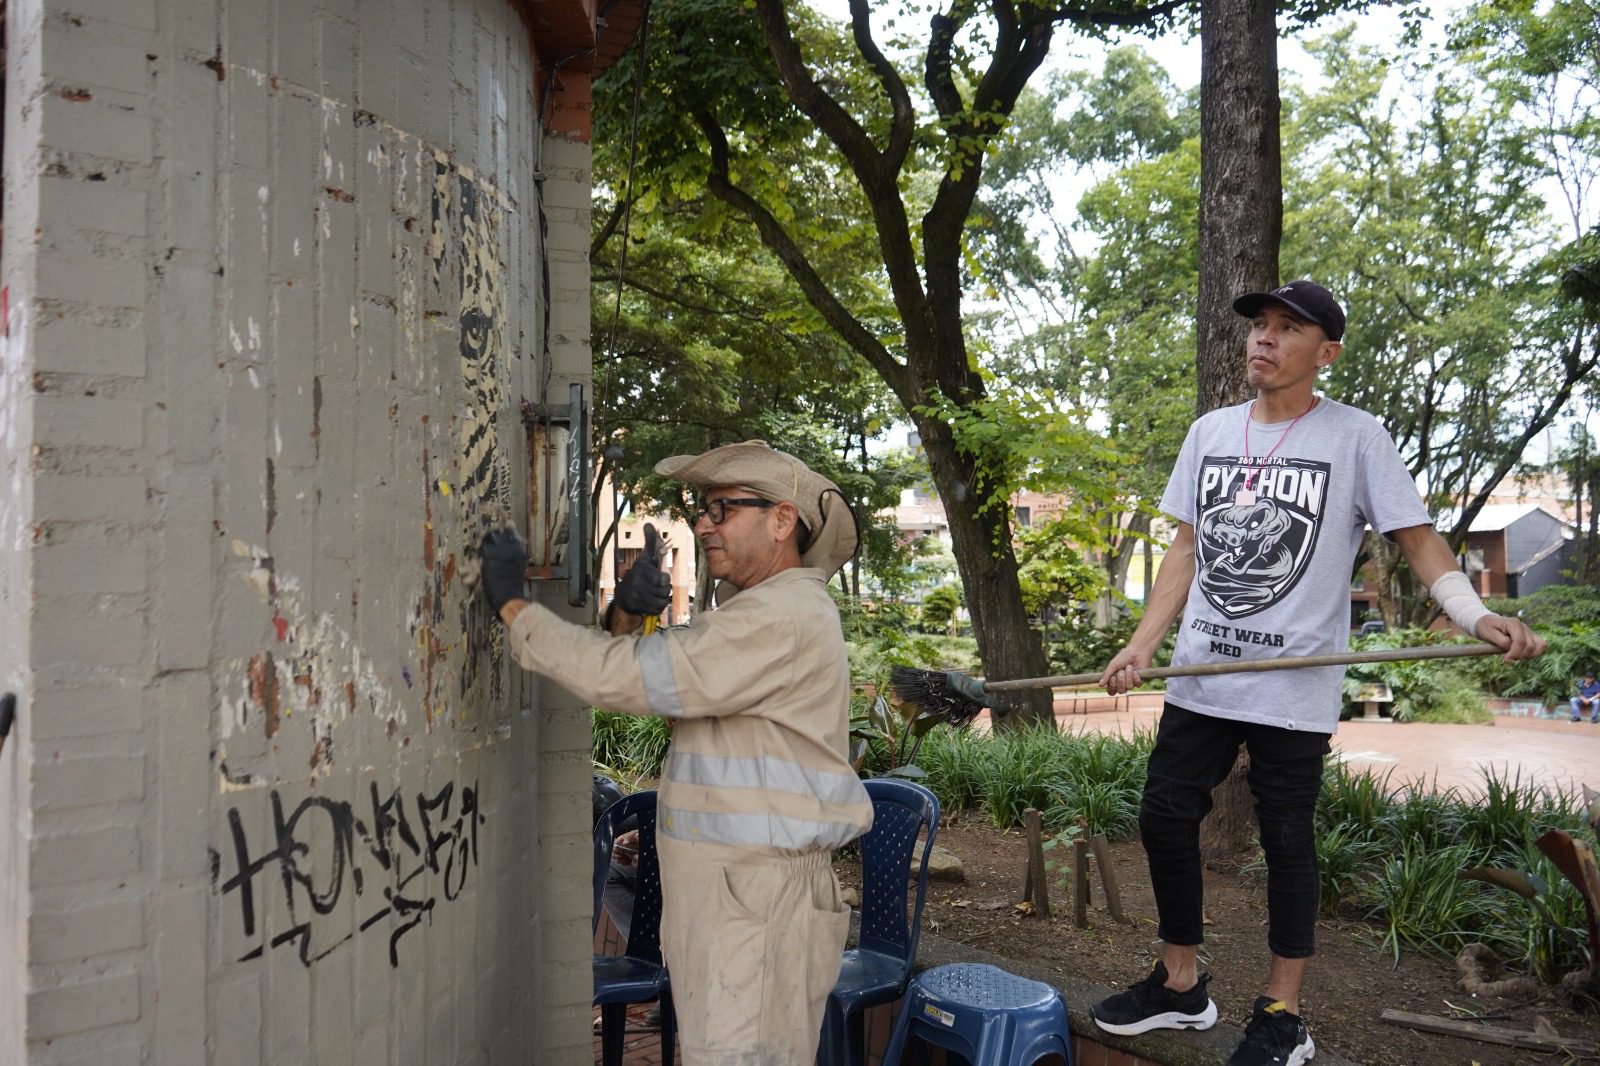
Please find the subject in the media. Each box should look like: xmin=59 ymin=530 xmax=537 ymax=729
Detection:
xmin=1193 ymin=455 xmax=1330 ymax=619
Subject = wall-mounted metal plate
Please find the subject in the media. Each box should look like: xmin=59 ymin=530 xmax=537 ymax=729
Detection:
xmin=523 ymin=383 xmax=590 ymax=607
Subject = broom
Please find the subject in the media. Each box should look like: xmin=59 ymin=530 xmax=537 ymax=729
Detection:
xmin=889 ymin=642 xmax=1505 ymax=723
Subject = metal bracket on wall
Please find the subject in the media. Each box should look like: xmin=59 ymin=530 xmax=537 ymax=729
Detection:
xmin=522 ymin=382 xmax=591 ymax=607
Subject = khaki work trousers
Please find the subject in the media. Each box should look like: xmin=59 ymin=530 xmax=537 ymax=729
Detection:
xmin=659 ymin=841 xmax=848 ymax=1065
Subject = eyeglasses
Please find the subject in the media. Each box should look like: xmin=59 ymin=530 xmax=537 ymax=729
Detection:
xmin=694 ymin=497 xmax=774 ymax=525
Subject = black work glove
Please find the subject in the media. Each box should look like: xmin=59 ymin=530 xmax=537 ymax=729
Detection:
xmin=479 ymin=529 xmax=529 ymax=614
xmin=614 ymin=522 xmax=671 ymax=617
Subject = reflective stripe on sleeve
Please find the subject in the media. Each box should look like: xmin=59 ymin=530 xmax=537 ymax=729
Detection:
xmin=659 ymin=802 xmax=865 ymax=852
xmin=665 ymin=751 xmax=867 ymax=807
xmin=638 ymin=637 xmax=686 ymax=718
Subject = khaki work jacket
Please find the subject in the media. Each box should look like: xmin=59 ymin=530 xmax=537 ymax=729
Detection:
xmin=507 ymin=567 xmax=873 ymax=855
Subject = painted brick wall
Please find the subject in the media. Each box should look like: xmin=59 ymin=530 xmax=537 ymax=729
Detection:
xmin=0 ymin=0 xmax=595 ymax=1062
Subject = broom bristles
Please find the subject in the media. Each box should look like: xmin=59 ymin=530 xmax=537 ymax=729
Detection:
xmin=888 ymin=666 xmax=986 ymax=729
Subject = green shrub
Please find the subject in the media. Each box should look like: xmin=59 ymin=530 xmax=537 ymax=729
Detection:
xmin=919 ymin=585 xmax=963 ymax=634
xmin=1495 ymin=845 xmax=1592 ymax=985
xmin=1045 ymin=608 xmax=1176 ymax=679
xmin=1053 ymin=777 xmax=1141 ymax=839
xmin=1469 ymin=622 xmax=1600 ymax=707
xmin=1316 ymin=761 xmax=1396 ymax=839
xmin=957 ymin=723 xmax=1152 ymax=838
xmin=591 ymin=709 xmax=671 ymax=780
xmin=1313 ymin=763 xmax=1588 ymax=978
xmin=912 ymin=727 xmax=989 ymax=815
xmin=1314 ymin=821 xmax=1384 ymax=917
xmin=979 ymin=725 xmax=1064 ymax=829
xmin=1488 ymin=584 xmax=1600 ymax=628
xmin=1365 ymin=839 xmax=1516 ymax=963
xmin=1455 ymin=767 xmax=1576 ymax=866
xmin=1470 ymin=585 xmax=1600 ymax=705
xmin=1340 ymin=628 xmax=1489 ymax=723
xmin=845 ymin=625 xmax=947 ymax=681
xmin=1379 ymin=780 xmax=1464 ymax=853
xmin=1043 ymin=728 xmax=1150 ymax=838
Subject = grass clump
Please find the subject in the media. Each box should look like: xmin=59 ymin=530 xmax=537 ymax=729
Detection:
xmin=979 ymin=724 xmax=1068 ymax=830
xmin=1312 ymin=760 xmax=1591 ymax=986
xmin=911 ymin=726 xmax=989 ymax=815
xmin=591 ymin=709 xmax=671 ymax=781
xmin=1365 ymin=839 xmax=1513 ymax=964
xmin=1045 ymin=728 xmax=1151 ymax=839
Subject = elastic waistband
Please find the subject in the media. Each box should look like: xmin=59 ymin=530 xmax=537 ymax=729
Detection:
xmin=659 ymin=836 xmax=835 ymax=871
xmin=780 ymin=849 xmax=834 ymax=874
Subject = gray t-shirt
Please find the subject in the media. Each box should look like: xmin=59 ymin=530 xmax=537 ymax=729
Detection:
xmin=1159 ymin=397 xmax=1430 ymax=733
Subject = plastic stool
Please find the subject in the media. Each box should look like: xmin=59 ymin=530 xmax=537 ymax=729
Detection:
xmin=881 ymin=963 xmax=1072 ymax=1066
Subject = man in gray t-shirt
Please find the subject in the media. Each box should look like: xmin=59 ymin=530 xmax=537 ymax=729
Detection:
xmin=1087 ymin=281 xmax=1545 ymax=1066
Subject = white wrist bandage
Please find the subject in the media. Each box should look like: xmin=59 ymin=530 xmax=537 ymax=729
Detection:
xmin=1431 ymin=570 xmax=1492 ymax=637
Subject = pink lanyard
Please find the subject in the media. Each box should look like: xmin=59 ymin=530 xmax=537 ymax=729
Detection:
xmin=1241 ymin=397 xmax=1318 ymax=494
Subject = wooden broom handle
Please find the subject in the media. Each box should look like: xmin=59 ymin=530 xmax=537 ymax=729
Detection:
xmin=981 ymin=643 xmax=1504 ymax=693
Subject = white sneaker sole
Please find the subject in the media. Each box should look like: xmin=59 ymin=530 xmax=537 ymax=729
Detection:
xmin=1092 ymin=999 xmax=1218 ymax=1036
xmin=1287 ymin=1035 xmax=1315 ymax=1066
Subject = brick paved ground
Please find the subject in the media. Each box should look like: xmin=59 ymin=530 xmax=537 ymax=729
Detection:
xmin=1059 ymin=694 xmax=1600 ymax=794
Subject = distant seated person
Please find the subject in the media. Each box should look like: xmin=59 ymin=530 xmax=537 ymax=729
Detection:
xmin=1573 ymin=671 xmax=1600 ymax=723
xmin=592 ymin=774 xmax=638 ymax=943
xmin=592 ymin=774 xmax=664 ymax=1031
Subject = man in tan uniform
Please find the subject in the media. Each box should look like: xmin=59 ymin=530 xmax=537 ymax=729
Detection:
xmin=480 ymin=440 xmax=873 ymax=1065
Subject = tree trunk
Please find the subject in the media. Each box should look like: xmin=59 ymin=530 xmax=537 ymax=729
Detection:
xmin=1195 ymin=0 xmax=1282 ymax=859
xmin=1364 ymin=532 xmax=1407 ymax=628
xmin=913 ymin=413 xmax=1053 ymax=727
xmin=1104 ymin=511 xmax=1152 ymax=620
xmin=1580 ymin=464 xmax=1593 ymax=582
xmin=1143 ymin=536 xmax=1153 ymax=604
xmin=1196 ymin=0 xmax=1280 ymax=418
xmin=1201 ymin=769 xmax=1259 ymax=863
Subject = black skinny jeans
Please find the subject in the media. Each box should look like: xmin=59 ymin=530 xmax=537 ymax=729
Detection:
xmin=1140 ymin=703 xmax=1331 ymax=959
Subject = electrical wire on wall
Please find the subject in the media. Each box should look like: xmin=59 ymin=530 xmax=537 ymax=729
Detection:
xmin=593 ymin=0 xmax=654 ymax=593
xmin=598 ymin=0 xmax=653 ymax=418
xmin=519 ymin=2 xmax=653 ymax=601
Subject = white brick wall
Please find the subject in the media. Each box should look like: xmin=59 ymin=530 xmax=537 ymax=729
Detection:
xmin=1 ymin=0 xmax=599 ymax=1062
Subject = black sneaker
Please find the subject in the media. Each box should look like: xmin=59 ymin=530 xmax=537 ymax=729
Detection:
xmin=1228 ymin=996 xmax=1315 ymax=1066
xmin=1091 ymin=960 xmax=1218 ymax=1036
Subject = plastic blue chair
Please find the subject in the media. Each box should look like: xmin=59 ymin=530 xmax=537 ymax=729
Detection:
xmin=880 ymin=963 xmax=1072 ymax=1066
xmin=592 ymin=789 xmax=675 ymax=1066
xmin=817 ymin=777 xmax=941 ymax=1066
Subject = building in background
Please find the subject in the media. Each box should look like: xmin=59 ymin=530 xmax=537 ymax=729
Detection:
xmin=594 ymin=482 xmax=696 ymax=624
xmin=1446 ymin=503 xmax=1579 ymax=600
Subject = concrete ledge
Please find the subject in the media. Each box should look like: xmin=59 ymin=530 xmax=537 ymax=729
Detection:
xmin=911 ymin=931 xmax=1359 ymax=1066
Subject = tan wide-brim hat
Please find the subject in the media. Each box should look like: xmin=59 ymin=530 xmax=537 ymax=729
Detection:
xmin=654 ymin=440 xmax=859 ymax=577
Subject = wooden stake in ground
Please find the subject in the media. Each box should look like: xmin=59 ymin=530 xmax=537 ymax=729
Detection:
xmin=1380 ymin=1010 xmax=1597 ymax=1055
xmin=1073 ymin=838 xmax=1090 ymax=929
xmin=1021 ymin=808 xmax=1050 ymax=918
xmin=1088 ymin=833 xmax=1130 ymax=924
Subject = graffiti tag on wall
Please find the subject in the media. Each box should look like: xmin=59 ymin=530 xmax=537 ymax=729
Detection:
xmin=211 ymin=777 xmax=483 ymax=967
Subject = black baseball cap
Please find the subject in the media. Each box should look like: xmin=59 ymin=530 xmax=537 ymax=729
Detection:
xmin=1233 ymin=280 xmax=1346 ymax=342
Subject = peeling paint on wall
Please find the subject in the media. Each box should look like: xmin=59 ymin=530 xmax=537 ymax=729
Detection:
xmin=221 ymin=540 xmax=406 ymax=772
xmin=0 ymin=303 xmax=28 ymax=556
